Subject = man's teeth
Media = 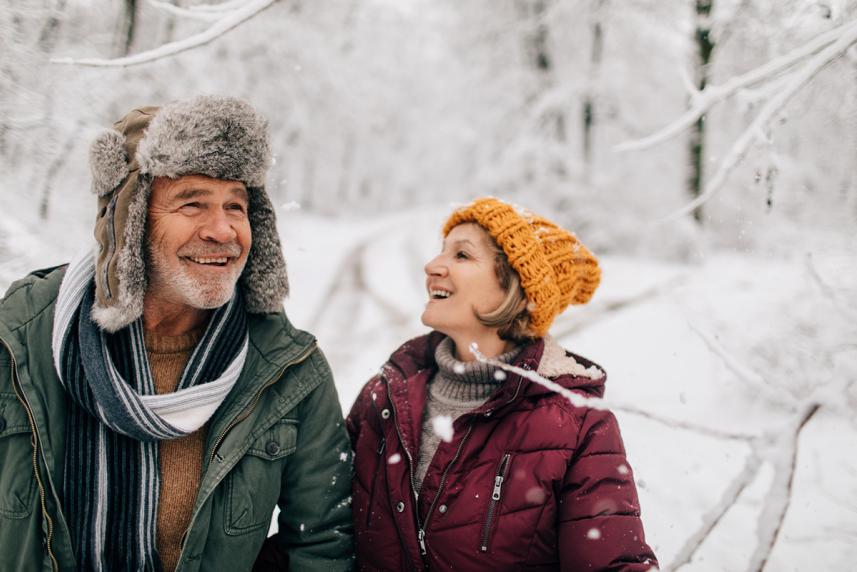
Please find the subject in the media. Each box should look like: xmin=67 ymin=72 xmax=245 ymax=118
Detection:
xmin=189 ymin=257 xmax=228 ymax=265
xmin=429 ymin=289 xmax=451 ymax=299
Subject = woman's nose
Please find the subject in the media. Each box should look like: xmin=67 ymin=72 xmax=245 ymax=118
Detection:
xmin=424 ymin=255 xmax=447 ymax=277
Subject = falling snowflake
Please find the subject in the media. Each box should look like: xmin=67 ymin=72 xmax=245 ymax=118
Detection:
xmin=281 ymin=201 xmax=301 ymax=211
xmin=339 ymin=452 xmax=349 ymax=462
xmin=617 ymin=464 xmax=629 ymax=475
xmin=586 ymin=528 xmax=601 ymax=540
xmin=453 ymin=363 xmax=466 ymax=375
xmin=431 ymin=415 xmax=455 ymax=443
xmin=494 ymin=370 xmax=507 ymax=381
xmin=388 ymin=453 xmax=402 ymax=464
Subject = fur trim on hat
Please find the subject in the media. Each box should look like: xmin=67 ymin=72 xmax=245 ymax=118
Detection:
xmin=136 ymin=96 xmax=271 ymax=187
xmin=88 ymin=96 xmax=288 ymax=332
xmin=89 ymin=130 xmax=129 ymax=197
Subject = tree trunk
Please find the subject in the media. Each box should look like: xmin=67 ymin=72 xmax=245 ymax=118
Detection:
xmin=689 ymin=0 xmax=714 ymax=223
xmin=117 ymin=0 xmax=138 ymax=57
xmin=517 ymin=0 xmax=567 ymax=184
xmin=582 ymin=0 xmax=607 ymax=183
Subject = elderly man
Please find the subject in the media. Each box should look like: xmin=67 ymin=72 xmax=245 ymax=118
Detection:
xmin=0 ymin=96 xmax=353 ymax=571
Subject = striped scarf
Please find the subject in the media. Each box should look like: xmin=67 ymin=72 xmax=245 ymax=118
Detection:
xmin=52 ymin=249 xmax=248 ymax=571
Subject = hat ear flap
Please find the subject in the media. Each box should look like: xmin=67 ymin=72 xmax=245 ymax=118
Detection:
xmin=89 ymin=129 xmax=129 ymax=197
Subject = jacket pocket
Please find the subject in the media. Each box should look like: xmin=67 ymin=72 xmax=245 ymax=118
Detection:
xmin=479 ymin=452 xmax=512 ymax=553
xmin=0 ymin=392 xmax=37 ymax=519
xmin=224 ymin=419 xmax=299 ymax=536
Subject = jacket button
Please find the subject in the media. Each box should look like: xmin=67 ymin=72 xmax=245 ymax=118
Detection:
xmin=438 ymin=504 xmax=447 ymax=514
xmin=265 ymin=441 xmax=280 ymax=455
xmin=380 ymin=408 xmax=391 ymax=419
xmin=396 ymin=501 xmax=405 ymax=512
xmin=0 ymin=416 xmax=6 ymax=432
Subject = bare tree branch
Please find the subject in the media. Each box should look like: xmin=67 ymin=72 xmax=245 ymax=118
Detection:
xmin=749 ymin=403 xmax=821 ymax=572
xmin=670 ymin=451 xmax=762 ymax=570
xmin=51 ymin=0 xmax=277 ymax=68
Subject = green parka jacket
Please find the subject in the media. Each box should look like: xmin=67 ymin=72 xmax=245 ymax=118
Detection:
xmin=0 ymin=266 xmax=355 ymax=571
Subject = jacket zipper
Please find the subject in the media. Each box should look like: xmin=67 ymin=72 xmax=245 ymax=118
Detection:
xmin=2 ymin=338 xmax=59 ymax=572
xmin=179 ymin=342 xmax=317 ymax=561
xmin=384 ymin=377 xmax=476 ymax=559
xmin=420 ymin=421 xmax=474 ymax=555
xmin=479 ymin=453 xmax=511 ymax=552
xmin=207 ymin=342 xmax=317 ymax=466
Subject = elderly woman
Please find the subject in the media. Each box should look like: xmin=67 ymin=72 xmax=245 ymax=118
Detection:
xmin=346 ymin=198 xmax=658 ymax=571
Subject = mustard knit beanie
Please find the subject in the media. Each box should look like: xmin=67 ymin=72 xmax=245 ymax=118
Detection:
xmin=443 ymin=197 xmax=600 ymax=337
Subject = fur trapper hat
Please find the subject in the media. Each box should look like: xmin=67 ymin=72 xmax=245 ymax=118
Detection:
xmin=443 ymin=197 xmax=600 ymax=337
xmin=88 ymin=95 xmax=289 ymax=332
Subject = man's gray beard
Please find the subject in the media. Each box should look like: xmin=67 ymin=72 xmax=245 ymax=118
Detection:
xmin=147 ymin=243 xmax=246 ymax=310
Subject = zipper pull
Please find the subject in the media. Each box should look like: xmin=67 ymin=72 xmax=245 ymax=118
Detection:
xmin=491 ymin=475 xmax=504 ymax=501
xmin=418 ymin=528 xmax=427 ymax=555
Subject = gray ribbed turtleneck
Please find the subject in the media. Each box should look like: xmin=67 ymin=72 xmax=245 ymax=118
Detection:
xmin=415 ymin=337 xmax=520 ymax=492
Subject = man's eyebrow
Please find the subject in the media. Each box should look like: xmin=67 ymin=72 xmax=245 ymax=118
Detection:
xmin=173 ymin=188 xmax=211 ymax=201
xmin=172 ymin=187 xmax=248 ymax=201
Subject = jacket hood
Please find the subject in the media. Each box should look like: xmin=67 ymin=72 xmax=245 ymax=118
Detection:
xmin=384 ymin=332 xmax=606 ymax=401
xmin=88 ymin=95 xmax=289 ymax=332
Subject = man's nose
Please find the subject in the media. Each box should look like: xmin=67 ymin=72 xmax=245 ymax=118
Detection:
xmin=199 ymin=210 xmax=238 ymax=243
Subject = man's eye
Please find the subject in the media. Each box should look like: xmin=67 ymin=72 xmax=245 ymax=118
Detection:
xmin=181 ymin=202 xmax=201 ymax=210
xmin=227 ymin=203 xmax=247 ymax=212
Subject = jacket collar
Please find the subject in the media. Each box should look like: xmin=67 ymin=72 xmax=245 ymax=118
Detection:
xmin=382 ymin=332 xmax=607 ymax=426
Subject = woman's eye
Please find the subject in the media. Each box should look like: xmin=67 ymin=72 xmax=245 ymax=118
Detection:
xmin=455 ymin=251 xmax=469 ymax=260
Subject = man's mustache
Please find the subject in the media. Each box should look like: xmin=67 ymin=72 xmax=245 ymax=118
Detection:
xmin=177 ymin=243 xmax=243 ymax=258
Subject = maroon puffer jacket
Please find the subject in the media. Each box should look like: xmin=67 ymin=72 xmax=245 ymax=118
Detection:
xmin=346 ymin=332 xmax=658 ymax=571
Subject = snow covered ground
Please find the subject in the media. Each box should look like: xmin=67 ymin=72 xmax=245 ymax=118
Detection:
xmin=1 ymin=207 xmax=855 ymax=571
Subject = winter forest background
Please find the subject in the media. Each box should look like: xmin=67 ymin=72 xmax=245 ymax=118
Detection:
xmin=2 ymin=0 xmax=856 ymax=570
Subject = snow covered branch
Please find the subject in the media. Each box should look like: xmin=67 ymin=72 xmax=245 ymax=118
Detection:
xmin=612 ymin=403 xmax=755 ymax=442
xmin=615 ymin=20 xmax=857 ymax=152
xmin=50 ymin=0 xmax=277 ymax=68
xmin=148 ymin=0 xmax=222 ymax=22
xmin=472 ymin=344 xmax=612 ymax=411
xmin=689 ymin=323 xmax=795 ymax=409
xmin=748 ymin=403 xmax=820 ymax=572
xmin=658 ymin=21 xmax=857 ymax=222
xmin=670 ymin=451 xmax=762 ymax=570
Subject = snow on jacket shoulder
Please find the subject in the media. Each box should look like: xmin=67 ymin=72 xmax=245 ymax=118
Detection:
xmin=347 ymin=332 xmax=658 ymax=572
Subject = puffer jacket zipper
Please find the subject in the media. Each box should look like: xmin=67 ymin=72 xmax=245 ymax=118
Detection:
xmin=480 ymin=452 xmax=511 ymax=552
xmin=2 ymin=337 xmax=59 ymax=572
xmin=384 ymin=374 xmax=476 ymax=561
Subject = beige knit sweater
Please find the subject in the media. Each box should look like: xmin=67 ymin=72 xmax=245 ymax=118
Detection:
xmin=145 ymin=328 xmax=207 ymax=572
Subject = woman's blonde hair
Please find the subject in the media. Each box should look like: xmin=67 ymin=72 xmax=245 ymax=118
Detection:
xmin=473 ymin=231 xmax=535 ymax=342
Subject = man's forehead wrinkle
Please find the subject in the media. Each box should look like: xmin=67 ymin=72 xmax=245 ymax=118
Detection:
xmin=169 ymin=186 xmax=248 ymax=202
